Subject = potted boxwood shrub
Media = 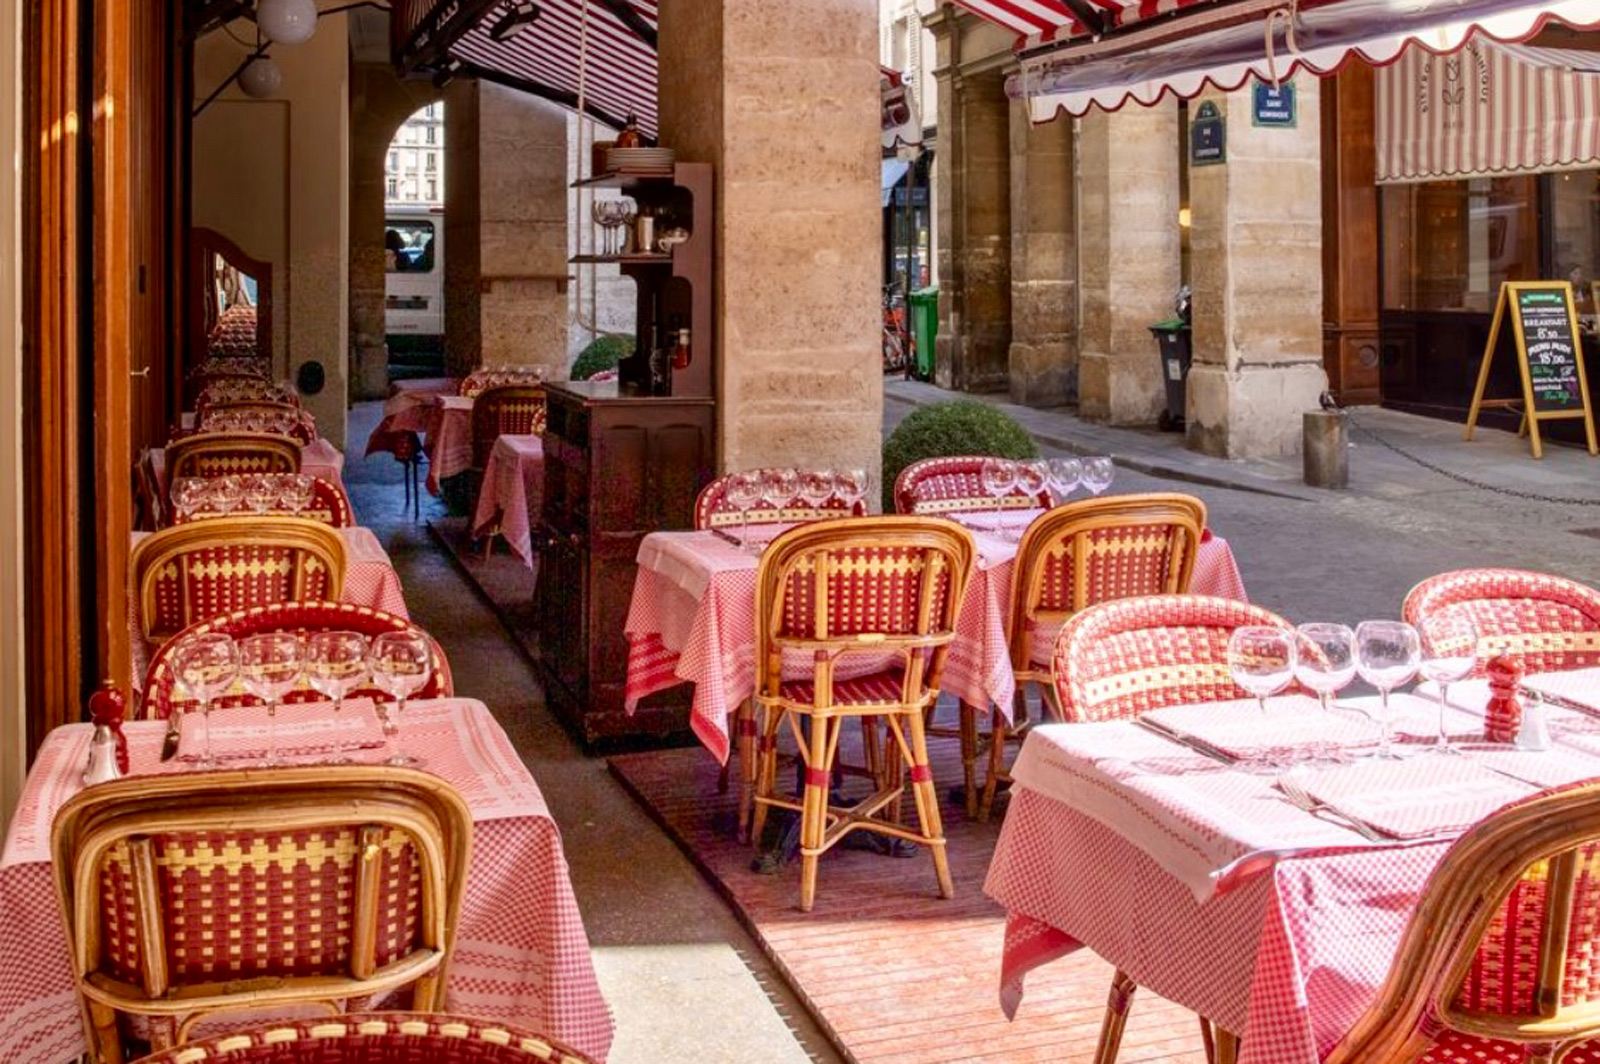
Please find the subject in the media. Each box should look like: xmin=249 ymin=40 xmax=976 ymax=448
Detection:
xmin=881 ymin=399 xmax=1038 ymax=511
xmin=571 ymin=334 xmax=634 ymax=381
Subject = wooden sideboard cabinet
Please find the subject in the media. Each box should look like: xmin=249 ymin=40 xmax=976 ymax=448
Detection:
xmin=536 ymin=380 xmax=714 ymax=744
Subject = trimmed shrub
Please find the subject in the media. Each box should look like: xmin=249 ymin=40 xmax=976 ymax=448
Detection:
xmin=571 ymin=334 xmax=634 ymax=380
xmin=881 ymin=399 xmax=1038 ymax=511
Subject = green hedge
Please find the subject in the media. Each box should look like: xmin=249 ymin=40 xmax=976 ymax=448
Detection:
xmin=571 ymin=334 xmax=634 ymax=381
xmin=881 ymin=399 xmax=1038 ymax=511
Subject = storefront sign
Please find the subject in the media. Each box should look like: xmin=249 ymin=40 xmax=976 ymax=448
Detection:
xmin=1251 ymin=81 xmax=1296 ymax=127
xmin=1190 ymin=101 xmax=1225 ymax=167
xmin=1464 ymin=281 xmax=1597 ymax=458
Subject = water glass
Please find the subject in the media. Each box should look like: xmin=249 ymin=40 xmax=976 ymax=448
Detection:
xmin=304 ymin=631 xmax=370 ymax=763
xmin=1295 ymin=623 xmax=1357 ymax=760
xmin=368 ymin=631 xmax=433 ymax=767
xmin=1047 ymin=457 xmax=1082 ymax=505
xmin=173 ymin=633 xmax=239 ymax=769
xmin=1228 ymin=626 xmax=1297 ymax=715
xmin=1355 ymin=620 xmax=1422 ymax=760
xmin=726 ymin=471 xmax=763 ymax=552
xmin=1082 ymin=456 xmax=1115 ymax=496
xmin=1418 ymin=614 xmax=1478 ymax=755
xmin=237 ymin=632 xmax=303 ymax=765
xmin=834 ymin=468 xmax=868 ymax=513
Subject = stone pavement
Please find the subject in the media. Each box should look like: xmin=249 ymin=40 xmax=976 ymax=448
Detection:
xmin=885 ymin=379 xmax=1600 ymax=623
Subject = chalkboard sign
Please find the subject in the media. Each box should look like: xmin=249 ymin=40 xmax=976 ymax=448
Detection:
xmin=1464 ymin=281 xmax=1597 ymax=458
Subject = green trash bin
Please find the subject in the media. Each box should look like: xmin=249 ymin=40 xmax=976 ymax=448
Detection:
xmin=909 ymin=287 xmax=938 ymax=381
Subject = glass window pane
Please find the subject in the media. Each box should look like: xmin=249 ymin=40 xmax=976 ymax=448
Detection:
xmin=1381 ymin=176 xmax=1539 ymax=313
xmin=386 ymin=221 xmax=435 ymax=274
xmin=1551 ymin=169 xmax=1600 ymax=315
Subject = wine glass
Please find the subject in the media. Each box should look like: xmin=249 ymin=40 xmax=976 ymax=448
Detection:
xmin=1228 ymin=626 xmax=1297 ymax=716
xmin=615 ymin=199 xmax=638 ymax=252
xmin=726 ymin=471 xmax=763 ymax=552
xmin=368 ymin=631 xmax=434 ymax=767
xmin=173 ymin=633 xmax=238 ymax=769
xmin=281 ymin=474 xmax=316 ymax=517
xmin=243 ymin=475 xmax=278 ymax=515
xmin=1295 ymin=623 xmax=1357 ymax=761
xmin=591 ymin=199 xmax=613 ymax=255
xmin=1419 ymin=614 xmax=1478 ymax=755
xmin=1047 ymin=457 xmax=1082 ymax=505
xmin=1355 ymin=620 xmax=1422 ymax=761
xmin=798 ymin=469 xmax=836 ymax=513
xmin=171 ymin=477 xmax=208 ymax=522
xmin=1016 ymin=460 xmax=1049 ymax=505
xmin=980 ymin=458 xmax=1018 ymax=532
xmin=834 ymin=468 xmax=868 ymax=514
xmin=208 ymin=475 xmax=243 ymax=515
xmin=237 ymin=632 xmax=302 ymax=766
xmin=304 ymin=631 xmax=370 ymax=763
xmin=1082 ymin=456 xmax=1115 ymax=496
xmin=761 ymin=468 xmax=800 ymax=523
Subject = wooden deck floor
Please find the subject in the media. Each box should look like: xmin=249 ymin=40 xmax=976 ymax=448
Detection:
xmin=608 ymin=730 xmax=1211 ymax=1064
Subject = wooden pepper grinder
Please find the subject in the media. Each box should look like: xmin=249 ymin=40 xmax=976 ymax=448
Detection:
xmin=1484 ymin=653 xmax=1523 ymax=744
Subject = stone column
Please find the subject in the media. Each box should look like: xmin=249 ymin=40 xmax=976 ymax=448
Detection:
xmin=932 ymin=65 xmax=1011 ymax=392
xmin=1076 ymin=102 xmax=1181 ymax=426
xmin=1186 ymin=76 xmax=1328 ymax=458
xmin=657 ymin=0 xmax=882 ymax=487
xmin=1008 ymin=99 xmax=1075 ymax=407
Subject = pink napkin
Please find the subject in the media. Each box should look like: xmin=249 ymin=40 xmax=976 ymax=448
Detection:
xmin=176 ymin=699 xmax=387 ymax=763
xmin=1285 ymin=756 xmax=1534 ymax=840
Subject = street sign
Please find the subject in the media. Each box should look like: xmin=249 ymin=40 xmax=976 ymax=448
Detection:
xmin=1251 ymin=81 xmax=1296 ymax=127
xmin=1190 ymin=101 xmax=1226 ymax=166
xmin=1464 ymin=281 xmax=1597 ymax=458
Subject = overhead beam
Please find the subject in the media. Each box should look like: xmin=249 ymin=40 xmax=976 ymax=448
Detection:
xmin=593 ymin=0 xmax=656 ymax=48
xmin=395 ymin=0 xmax=500 ymax=72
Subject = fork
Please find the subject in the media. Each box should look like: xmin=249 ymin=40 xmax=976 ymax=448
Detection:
xmin=1276 ymin=775 xmax=1386 ymax=842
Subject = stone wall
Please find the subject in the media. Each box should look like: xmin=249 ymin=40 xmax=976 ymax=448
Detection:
xmin=1007 ymin=99 xmax=1075 ymax=407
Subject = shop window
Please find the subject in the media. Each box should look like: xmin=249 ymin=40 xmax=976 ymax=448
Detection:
xmin=1551 ymin=169 xmax=1600 ymax=314
xmin=1380 ymin=176 xmax=1539 ymax=313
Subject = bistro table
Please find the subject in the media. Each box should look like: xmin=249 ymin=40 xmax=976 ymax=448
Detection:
xmin=0 ymin=698 xmax=615 ymax=1063
xmin=149 ymin=437 xmax=347 ymax=498
xmin=363 ymin=377 xmax=459 ymax=458
xmin=471 ymin=433 xmax=544 ymax=568
xmin=423 ymin=394 xmax=475 ymax=495
xmin=984 ymin=679 xmax=1600 ymax=1064
xmin=623 ymin=509 xmax=1249 ymax=764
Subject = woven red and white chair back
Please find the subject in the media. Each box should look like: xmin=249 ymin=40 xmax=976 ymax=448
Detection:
xmin=694 ymin=469 xmax=867 ymax=530
xmin=755 ymin=517 xmax=976 ymax=707
xmin=135 ymin=1013 xmax=596 ymax=1063
xmin=130 ymin=517 xmax=347 ymax=645
xmin=166 ymin=432 xmax=301 ymax=482
xmin=141 ymin=602 xmax=453 ymax=719
xmin=207 ymin=303 xmax=261 ymax=357
xmin=1009 ymin=494 xmax=1206 ymax=674
xmin=170 ymin=475 xmax=354 ymax=529
xmin=470 ymin=385 xmax=547 ymax=470
xmin=196 ymin=401 xmax=317 ymax=444
xmin=51 ymin=768 xmax=471 ymax=1055
xmin=1326 ymin=780 xmax=1600 ymax=1064
xmin=1403 ymin=569 xmax=1600 ymax=677
xmin=894 ymin=455 xmax=1052 ymax=516
xmin=1052 ymin=595 xmax=1294 ymax=722
xmin=459 ymin=367 xmax=545 ymax=398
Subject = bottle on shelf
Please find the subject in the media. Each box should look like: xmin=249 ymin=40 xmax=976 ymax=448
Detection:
xmin=615 ymin=113 xmax=643 ymax=149
xmin=672 ymin=328 xmax=691 ymax=371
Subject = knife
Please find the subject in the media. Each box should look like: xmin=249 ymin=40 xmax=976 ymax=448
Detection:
xmin=160 ymin=710 xmax=183 ymax=761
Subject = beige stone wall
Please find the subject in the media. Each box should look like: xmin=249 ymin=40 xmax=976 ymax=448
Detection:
xmin=0 ymin=0 xmax=24 ymax=828
xmin=1076 ymin=103 xmax=1181 ymax=426
xmin=1186 ymin=77 xmax=1327 ymax=459
xmin=1008 ymin=101 xmax=1075 ymax=407
xmin=658 ymin=0 xmax=883 ymax=489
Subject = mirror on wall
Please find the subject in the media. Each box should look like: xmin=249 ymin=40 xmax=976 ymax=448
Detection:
xmin=187 ymin=226 xmax=273 ymax=377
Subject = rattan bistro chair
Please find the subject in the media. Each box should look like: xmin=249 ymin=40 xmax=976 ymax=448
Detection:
xmin=51 ymin=767 xmax=472 ymax=1063
xmin=469 ymin=385 xmax=547 ymax=559
xmin=893 ymin=454 xmax=1053 ymax=517
xmin=130 ymin=517 xmax=347 ymax=645
xmin=975 ymin=493 xmax=1206 ymax=819
xmin=1054 ymin=594 xmax=1295 ymax=1064
xmin=749 ymin=517 xmax=976 ymax=912
xmin=1324 ymin=780 xmax=1600 ymax=1064
xmin=1403 ymin=568 xmax=1600 ymax=676
xmin=141 ymin=602 xmax=453 ymax=720
xmin=165 ymin=432 xmax=301 ymax=483
xmin=136 ymin=1013 xmax=595 ymax=1064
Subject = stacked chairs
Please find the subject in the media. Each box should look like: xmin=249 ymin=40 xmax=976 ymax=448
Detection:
xmin=1403 ymin=568 xmax=1600 ymax=675
xmin=51 ymin=766 xmax=471 ymax=1061
xmin=749 ymin=517 xmax=976 ymax=912
xmin=171 ymin=475 xmax=355 ymax=529
xmin=1052 ymin=594 xmax=1294 ymax=1061
xmin=141 ymin=602 xmax=452 ymax=719
xmin=137 ymin=1013 xmax=595 ymax=1064
xmin=977 ymin=494 xmax=1206 ymax=818
xmin=165 ymin=432 xmax=300 ymax=483
xmin=894 ymin=455 xmax=1052 ymax=516
xmin=129 ymin=517 xmax=346 ymax=645
xmin=470 ymin=384 xmax=547 ymax=557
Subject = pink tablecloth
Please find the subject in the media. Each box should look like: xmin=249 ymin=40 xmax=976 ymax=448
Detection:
xmin=984 ymin=689 xmax=1600 ymax=1064
xmin=622 ymin=514 xmax=1248 ymax=764
xmin=364 ymin=378 xmax=459 ymax=457
xmin=128 ymin=526 xmax=409 ymax=690
xmin=0 ymin=698 xmax=613 ymax=1062
xmin=150 ymin=437 xmax=346 ymax=498
xmin=472 ymin=434 xmax=544 ymax=568
xmin=424 ymin=395 xmax=475 ymax=495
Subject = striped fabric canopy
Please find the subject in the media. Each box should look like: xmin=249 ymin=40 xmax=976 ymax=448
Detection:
xmin=949 ymin=0 xmax=1216 ymax=48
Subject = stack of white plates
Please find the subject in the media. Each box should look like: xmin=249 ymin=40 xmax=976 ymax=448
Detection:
xmin=605 ymin=146 xmax=676 ymax=172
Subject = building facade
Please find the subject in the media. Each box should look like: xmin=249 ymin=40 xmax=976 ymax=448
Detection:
xmin=386 ymin=101 xmax=445 ymax=206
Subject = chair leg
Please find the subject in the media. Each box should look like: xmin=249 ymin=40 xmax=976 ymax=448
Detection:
xmin=736 ymin=699 xmax=758 ymax=840
xmin=904 ymin=709 xmax=953 ymax=899
xmin=1214 ymin=1028 xmax=1240 ymax=1064
xmin=86 ymin=1000 xmax=124 ymax=1064
xmin=1093 ymin=969 xmax=1138 ymax=1064
xmin=798 ymin=715 xmax=834 ymax=912
xmin=481 ymin=531 xmax=495 ymax=561
xmin=749 ymin=705 xmax=784 ymax=848
xmin=979 ymin=709 xmax=1008 ymax=823
xmin=958 ymin=700 xmax=979 ymax=819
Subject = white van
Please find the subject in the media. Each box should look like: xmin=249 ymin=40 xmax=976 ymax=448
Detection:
xmin=385 ymin=206 xmax=445 ymax=340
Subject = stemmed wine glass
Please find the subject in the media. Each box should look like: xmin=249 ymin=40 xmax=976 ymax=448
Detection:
xmin=1295 ymin=623 xmax=1357 ymax=761
xmin=1047 ymin=457 xmax=1082 ymax=506
xmin=798 ymin=469 xmax=836 ymax=513
xmin=761 ymin=468 xmax=800 ymax=525
xmin=368 ymin=631 xmax=434 ymax=767
xmin=171 ymin=477 xmax=208 ymax=522
xmin=1016 ymin=460 xmax=1049 ymax=504
xmin=727 ymin=472 xmax=763 ymax=552
xmin=1419 ymin=614 xmax=1477 ymax=755
xmin=1355 ymin=620 xmax=1422 ymax=761
xmin=615 ymin=199 xmax=639 ymax=253
xmin=304 ymin=631 xmax=370 ymax=763
xmin=281 ymin=474 xmax=316 ymax=517
xmin=1228 ymin=626 xmax=1297 ymax=716
xmin=208 ymin=476 xmax=243 ymax=516
xmin=1082 ymin=456 xmax=1115 ymax=497
xmin=174 ymin=633 xmax=239 ymax=769
xmin=834 ymin=468 xmax=868 ymax=514
xmin=980 ymin=458 xmax=1018 ymax=532
xmin=243 ymin=475 xmax=278 ymax=515
xmin=237 ymin=632 xmax=303 ymax=766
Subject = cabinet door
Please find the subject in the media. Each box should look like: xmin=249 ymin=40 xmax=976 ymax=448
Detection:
xmin=535 ymin=534 xmax=588 ymax=696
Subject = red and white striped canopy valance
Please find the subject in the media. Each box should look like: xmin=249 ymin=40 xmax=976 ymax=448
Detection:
xmin=948 ymin=0 xmax=1217 ymax=49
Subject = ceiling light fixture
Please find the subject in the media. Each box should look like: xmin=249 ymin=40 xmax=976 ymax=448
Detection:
xmin=433 ymin=58 xmax=464 ymax=90
xmin=238 ymin=55 xmax=284 ymax=97
xmin=256 ymin=0 xmax=319 ymax=45
xmin=489 ymin=1 xmax=542 ymax=42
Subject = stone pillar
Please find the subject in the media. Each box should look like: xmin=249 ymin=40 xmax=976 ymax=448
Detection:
xmin=1076 ymin=102 xmax=1181 ymax=426
xmin=932 ymin=64 xmax=1011 ymax=392
xmin=657 ymin=0 xmax=882 ymax=487
xmin=443 ymin=81 xmax=570 ymax=380
xmin=1186 ymin=76 xmax=1328 ymax=459
xmin=1008 ymin=100 xmax=1075 ymax=407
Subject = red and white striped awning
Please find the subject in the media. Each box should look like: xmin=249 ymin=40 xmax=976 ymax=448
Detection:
xmin=392 ymin=0 xmax=658 ymax=139
xmin=948 ymin=0 xmax=1216 ymax=49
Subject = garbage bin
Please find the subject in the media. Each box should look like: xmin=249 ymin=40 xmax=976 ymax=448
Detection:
xmin=1148 ymin=318 xmax=1192 ymax=432
xmin=909 ymin=286 xmax=939 ymax=381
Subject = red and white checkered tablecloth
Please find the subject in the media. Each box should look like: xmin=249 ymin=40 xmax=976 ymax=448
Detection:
xmin=622 ymin=515 xmax=1249 ymax=765
xmin=472 ymin=434 xmax=544 ymax=569
xmin=127 ymin=526 xmax=409 ymax=691
xmin=984 ymin=679 xmax=1600 ymax=1064
xmin=150 ymin=438 xmax=347 ymax=499
xmin=424 ymin=395 xmax=475 ymax=495
xmin=364 ymin=378 xmax=459 ymax=457
xmin=0 ymin=698 xmax=615 ymax=1063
